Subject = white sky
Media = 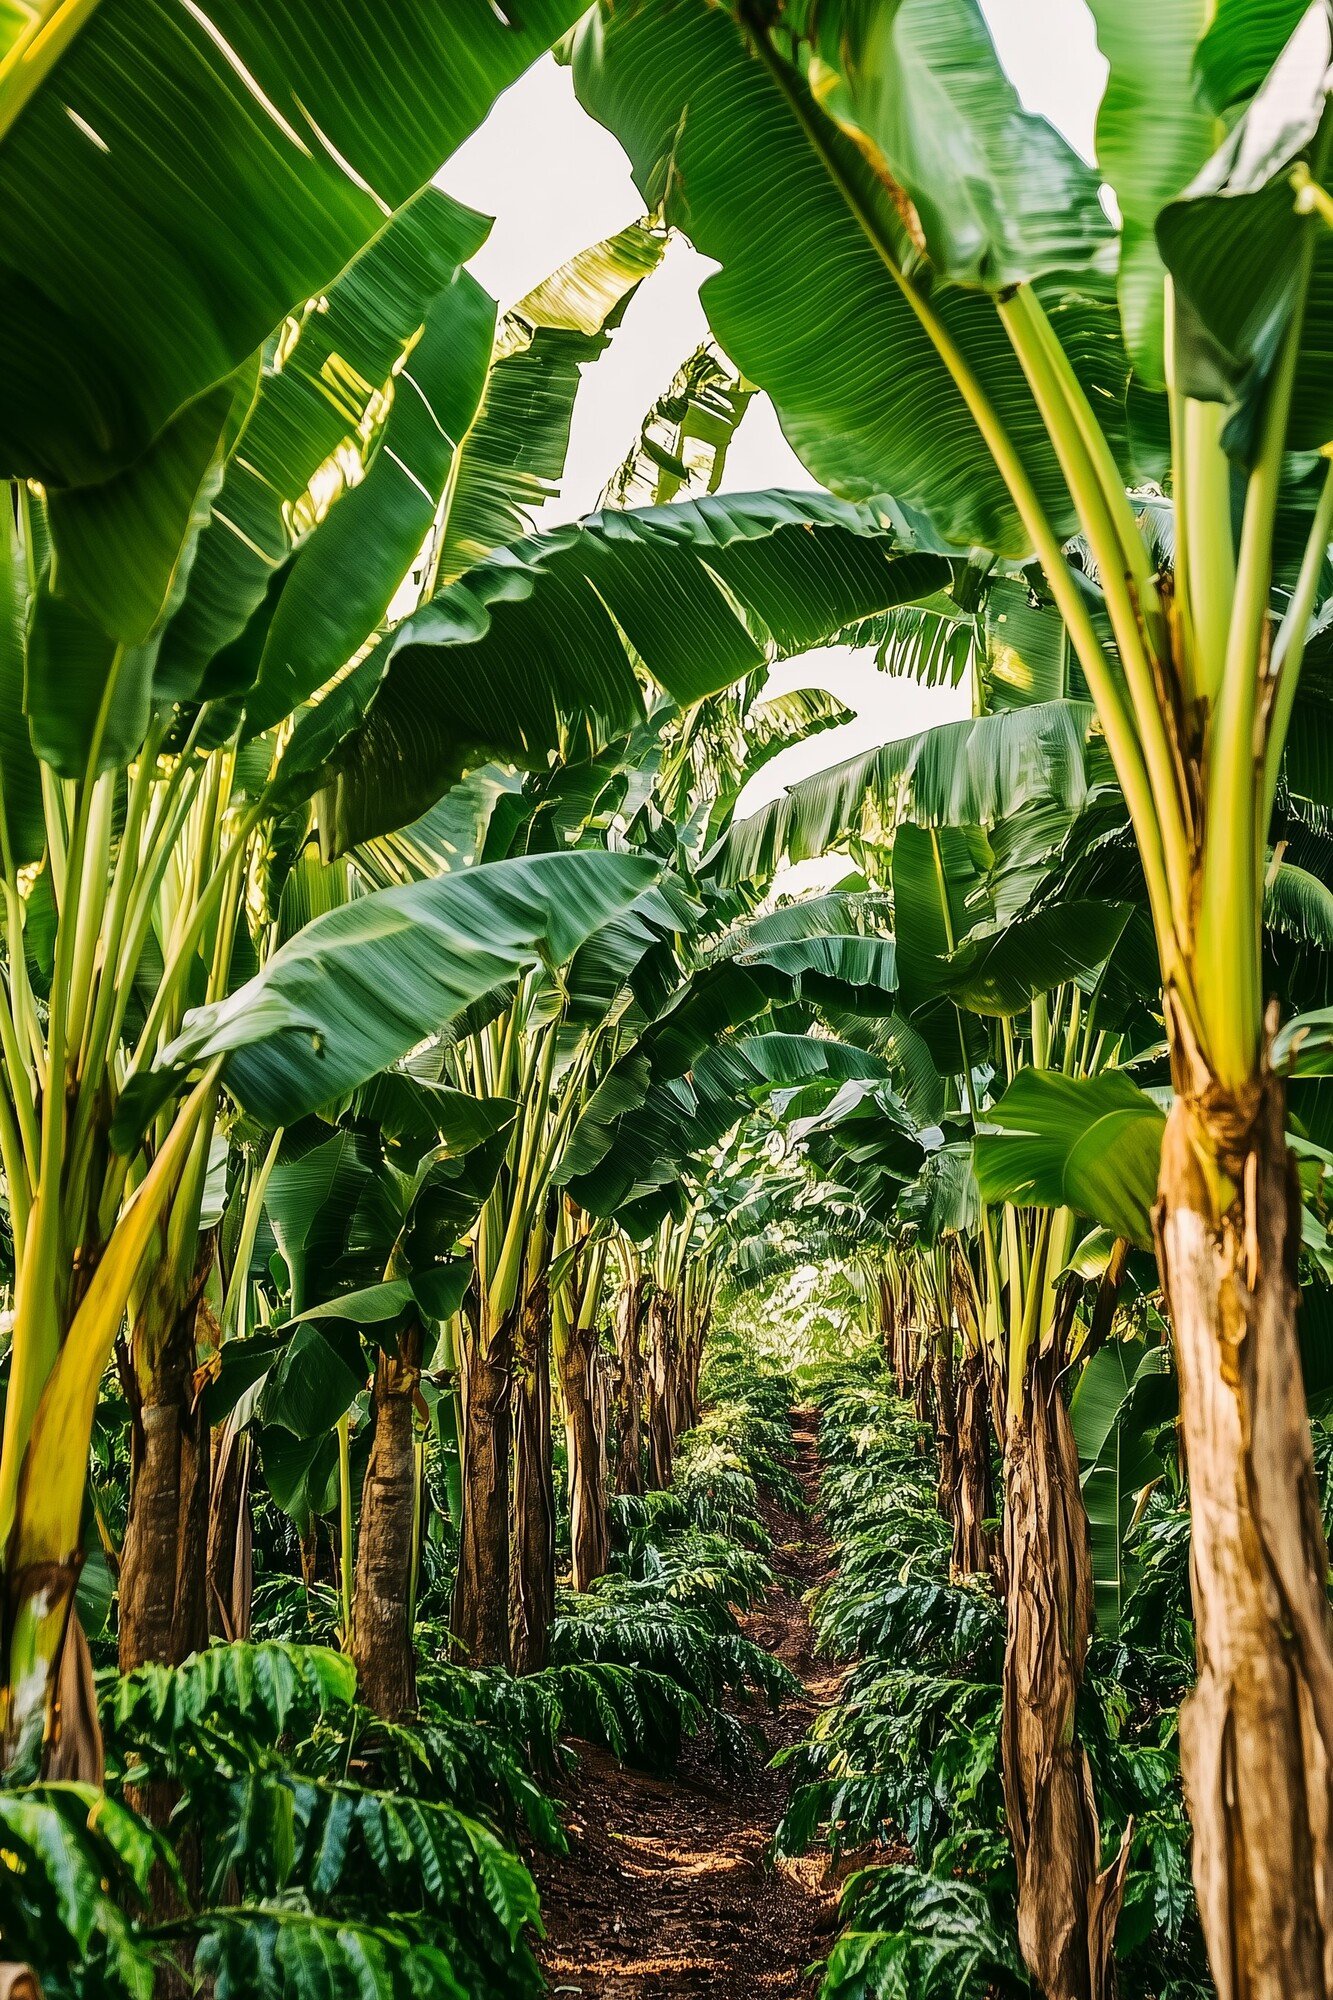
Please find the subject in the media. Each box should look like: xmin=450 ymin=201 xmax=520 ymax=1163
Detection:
xmin=439 ymin=3 xmax=1107 ymax=825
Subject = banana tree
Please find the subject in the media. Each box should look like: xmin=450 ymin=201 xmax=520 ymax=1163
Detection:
xmin=765 ymin=771 xmax=1153 ymax=1999
xmin=571 ymin=5 xmax=1333 ymax=1981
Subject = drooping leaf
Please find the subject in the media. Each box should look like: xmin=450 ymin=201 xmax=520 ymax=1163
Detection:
xmin=433 ymin=220 xmax=667 ymax=586
xmin=298 ymin=491 xmax=952 ymax=851
xmin=120 ymin=851 xmax=658 ymax=1135
xmin=42 ymin=376 xmax=237 ymax=648
xmin=1195 ymin=0 xmax=1315 ymax=115
xmin=1072 ymin=1341 xmax=1177 ymax=1629
xmin=239 ymin=276 xmax=497 ymax=739
xmin=157 ymin=189 xmax=490 ymax=707
xmin=1086 ymin=0 xmax=1216 ymax=382
xmin=568 ymin=1 xmax=1125 ymax=556
xmin=788 ymin=0 xmax=1111 ymax=290
xmin=1156 ymin=5 xmax=1333 ymax=449
xmin=715 ymin=701 xmax=1101 ymax=886
xmin=0 ymin=0 xmax=585 ymax=486
xmin=973 ymin=1068 xmax=1166 ymax=1249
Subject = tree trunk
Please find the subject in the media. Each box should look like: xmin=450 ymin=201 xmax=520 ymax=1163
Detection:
xmin=911 ymin=1330 xmax=932 ymax=1456
xmin=558 ymin=1318 xmax=610 ymax=1594
xmin=1001 ymin=1343 xmax=1128 ymax=2000
xmin=207 ymin=1413 xmax=253 ymax=1642
xmin=510 ymin=1277 xmax=555 ymax=1675
xmin=611 ymin=1276 xmax=646 ymax=1497
xmin=953 ymin=1346 xmax=997 ymax=1581
xmin=931 ymin=1333 xmax=959 ymax=1524
xmin=1156 ymin=1048 xmax=1333 ymax=2000
xmin=452 ymin=1310 xmax=513 ymax=1668
xmin=118 ymin=1256 xmax=212 ymax=1674
xmin=352 ymin=1326 xmax=423 ymax=1718
xmin=678 ymin=1311 xmax=707 ymax=1436
xmin=116 ymin=1256 xmax=213 ymax=2000
xmin=644 ymin=1291 xmax=676 ymax=1491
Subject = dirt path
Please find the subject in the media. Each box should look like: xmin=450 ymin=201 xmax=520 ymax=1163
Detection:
xmin=536 ymin=1410 xmax=841 ymax=1999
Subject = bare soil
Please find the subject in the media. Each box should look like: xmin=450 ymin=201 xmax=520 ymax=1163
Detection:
xmin=535 ymin=1411 xmax=843 ymax=1999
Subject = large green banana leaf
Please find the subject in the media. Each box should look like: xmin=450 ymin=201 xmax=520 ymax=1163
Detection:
xmin=713 ymin=701 xmax=1102 ymax=885
xmin=28 ymin=379 xmax=241 ymax=774
xmin=1085 ymin=0 xmax=1215 ymax=382
xmin=1155 ymin=5 xmax=1333 ymax=447
xmin=785 ymin=0 xmax=1110 ymax=290
xmin=227 ymin=277 xmax=495 ymax=741
xmin=1070 ymin=1340 xmax=1177 ymax=1630
xmin=789 ymin=1080 xmax=932 ymax=1223
xmin=1195 ymin=0 xmax=1313 ymax=113
xmin=117 ymin=849 xmax=657 ymax=1135
xmin=184 ymin=215 xmax=660 ymax=750
xmin=0 ymin=0 xmax=585 ymax=486
xmin=568 ymin=2 xmax=1138 ymax=556
xmin=898 ymin=1141 xmax=980 ymax=1244
xmin=432 ymin=220 xmax=666 ymax=587
xmin=891 ymin=821 xmax=1132 ymax=1019
xmin=972 ymin=1068 xmax=1166 ymax=1250
xmin=154 ymin=188 xmax=489 ymax=708
xmin=244 ymin=218 xmax=666 ymax=739
xmin=288 ymin=492 xmax=952 ymax=851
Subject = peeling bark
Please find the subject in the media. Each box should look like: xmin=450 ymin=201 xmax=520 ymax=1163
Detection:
xmin=45 ymin=1611 xmax=103 ymax=1784
xmin=678 ymin=1311 xmax=706 ymax=1437
xmin=558 ymin=1317 xmax=610 ymax=1594
xmin=511 ymin=1276 xmax=555 ymax=1675
xmin=118 ymin=1250 xmax=212 ymax=1674
xmin=207 ymin=1414 xmax=252 ymax=1642
xmin=1156 ymin=1046 xmax=1333 ymax=2000
xmin=911 ymin=1330 xmax=932 ymax=1456
xmin=1001 ymin=1343 xmax=1128 ymax=2000
xmin=645 ymin=1291 xmax=676 ymax=1491
xmin=931 ymin=1333 xmax=959 ymax=1524
xmin=953 ymin=1346 xmax=998 ymax=1581
xmin=452 ymin=1308 xmax=514 ymax=1668
xmin=352 ymin=1325 xmax=423 ymax=1718
xmin=611 ymin=1276 xmax=646 ymax=1497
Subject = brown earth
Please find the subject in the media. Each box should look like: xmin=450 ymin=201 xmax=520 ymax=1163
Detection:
xmin=535 ymin=1411 xmax=844 ymax=1999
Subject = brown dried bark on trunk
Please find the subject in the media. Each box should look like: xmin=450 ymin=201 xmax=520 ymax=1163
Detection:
xmin=953 ymin=1346 xmax=997 ymax=1581
xmin=510 ymin=1276 xmax=555 ymax=1674
xmin=451 ymin=1307 xmax=514 ymax=1668
xmin=645 ymin=1290 xmax=676 ymax=1491
xmin=880 ymin=1276 xmax=907 ymax=1397
xmin=678 ymin=1311 xmax=707 ymax=1437
xmin=1155 ymin=1040 xmax=1333 ymax=2000
xmin=351 ymin=1326 xmax=423 ymax=1718
xmin=1001 ymin=1342 xmax=1128 ymax=2000
xmin=207 ymin=1414 xmax=253 ymax=1642
xmin=45 ymin=1612 xmax=103 ymax=1783
xmin=558 ymin=1317 xmax=610 ymax=1594
xmin=911 ymin=1329 xmax=932 ymax=1456
xmin=931 ymin=1333 xmax=959 ymax=1523
xmin=118 ymin=1251 xmax=212 ymax=1675
xmin=611 ymin=1275 xmax=646 ymax=1497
